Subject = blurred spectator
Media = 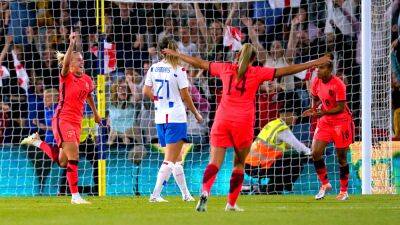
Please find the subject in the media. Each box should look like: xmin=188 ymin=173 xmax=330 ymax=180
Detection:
xmin=187 ymin=69 xmax=210 ymax=147
xmin=178 ymin=26 xmax=200 ymax=57
xmin=8 ymin=1 xmax=35 ymax=44
xmin=3 ymin=77 xmax=28 ymax=143
xmin=42 ymin=88 xmax=58 ymax=145
xmin=0 ymin=2 xmax=10 ymax=39
xmin=38 ymin=48 xmax=59 ymax=88
xmin=157 ymin=17 xmax=175 ymax=44
xmin=27 ymin=77 xmax=45 ymax=134
xmin=166 ymin=3 xmax=195 ymax=19
xmin=108 ymin=79 xmax=141 ymax=145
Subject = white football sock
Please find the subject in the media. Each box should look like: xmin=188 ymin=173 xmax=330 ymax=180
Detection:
xmin=172 ymin=161 xmax=191 ymax=197
xmin=151 ymin=161 xmax=174 ymax=198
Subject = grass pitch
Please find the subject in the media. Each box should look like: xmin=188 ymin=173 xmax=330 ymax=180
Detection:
xmin=1 ymin=195 xmax=399 ymax=225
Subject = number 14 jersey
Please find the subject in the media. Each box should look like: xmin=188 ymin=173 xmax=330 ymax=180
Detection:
xmin=144 ymin=60 xmax=189 ymax=124
xmin=209 ymin=62 xmax=275 ymax=123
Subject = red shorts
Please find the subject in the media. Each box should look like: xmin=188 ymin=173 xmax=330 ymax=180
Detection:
xmin=210 ymin=119 xmax=253 ymax=150
xmin=52 ymin=118 xmax=81 ymax=147
xmin=313 ymin=117 xmax=354 ymax=149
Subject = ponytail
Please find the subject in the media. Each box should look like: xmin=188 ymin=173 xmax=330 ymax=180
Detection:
xmin=56 ymin=51 xmax=65 ymax=67
xmin=159 ymin=37 xmax=179 ymax=69
xmin=237 ymin=43 xmax=256 ymax=80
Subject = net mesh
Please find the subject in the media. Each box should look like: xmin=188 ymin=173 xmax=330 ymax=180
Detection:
xmin=0 ymin=0 xmax=395 ymax=196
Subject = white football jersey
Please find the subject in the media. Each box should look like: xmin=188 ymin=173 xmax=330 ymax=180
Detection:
xmin=144 ymin=60 xmax=189 ymax=124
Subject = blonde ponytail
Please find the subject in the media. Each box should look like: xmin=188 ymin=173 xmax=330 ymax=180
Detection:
xmin=165 ymin=40 xmax=179 ymax=69
xmin=56 ymin=51 xmax=65 ymax=67
xmin=159 ymin=37 xmax=180 ymax=69
xmin=237 ymin=43 xmax=256 ymax=80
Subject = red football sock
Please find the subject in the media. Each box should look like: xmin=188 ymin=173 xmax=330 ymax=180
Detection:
xmin=202 ymin=164 xmax=219 ymax=195
xmin=39 ymin=142 xmax=59 ymax=163
xmin=339 ymin=164 xmax=349 ymax=192
xmin=314 ymin=159 xmax=329 ymax=185
xmin=67 ymin=160 xmax=79 ymax=194
xmin=227 ymin=168 xmax=244 ymax=206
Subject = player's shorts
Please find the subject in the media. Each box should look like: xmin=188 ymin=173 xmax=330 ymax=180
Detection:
xmin=156 ymin=123 xmax=188 ymax=147
xmin=52 ymin=118 xmax=81 ymax=147
xmin=210 ymin=119 xmax=253 ymax=150
xmin=313 ymin=116 xmax=354 ymax=149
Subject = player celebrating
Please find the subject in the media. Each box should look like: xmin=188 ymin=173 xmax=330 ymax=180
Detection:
xmin=143 ymin=37 xmax=203 ymax=202
xmin=21 ymin=32 xmax=101 ymax=204
xmin=162 ymin=43 xmax=331 ymax=211
xmin=302 ymin=57 xmax=354 ymax=201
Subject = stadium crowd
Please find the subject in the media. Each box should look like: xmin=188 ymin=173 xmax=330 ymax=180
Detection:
xmin=0 ymin=0 xmax=397 ymax=147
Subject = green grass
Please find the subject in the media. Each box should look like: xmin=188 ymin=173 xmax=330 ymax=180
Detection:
xmin=1 ymin=195 xmax=399 ymax=225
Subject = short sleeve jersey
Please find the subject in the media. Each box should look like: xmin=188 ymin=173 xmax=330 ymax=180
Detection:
xmin=311 ymin=75 xmax=351 ymax=122
xmin=144 ymin=60 xmax=189 ymax=124
xmin=209 ymin=62 xmax=275 ymax=123
xmin=54 ymin=72 xmax=94 ymax=124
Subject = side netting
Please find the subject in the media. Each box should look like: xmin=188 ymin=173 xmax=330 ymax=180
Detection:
xmin=0 ymin=0 xmax=394 ymax=196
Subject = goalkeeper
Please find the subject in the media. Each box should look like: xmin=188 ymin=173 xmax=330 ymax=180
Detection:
xmin=245 ymin=100 xmax=311 ymax=194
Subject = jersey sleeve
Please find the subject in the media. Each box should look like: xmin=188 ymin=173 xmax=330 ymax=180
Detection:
xmin=255 ymin=66 xmax=276 ymax=83
xmin=88 ymin=78 xmax=95 ymax=95
xmin=335 ymin=78 xmax=346 ymax=101
xmin=209 ymin=62 xmax=231 ymax=77
xmin=176 ymin=67 xmax=189 ymax=89
xmin=310 ymin=77 xmax=318 ymax=97
xmin=144 ymin=68 xmax=153 ymax=86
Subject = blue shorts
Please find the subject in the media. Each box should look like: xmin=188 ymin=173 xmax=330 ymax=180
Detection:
xmin=156 ymin=123 xmax=188 ymax=147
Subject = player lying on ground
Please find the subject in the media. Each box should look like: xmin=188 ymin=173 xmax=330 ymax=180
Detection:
xmin=163 ymin=43 xmax=331 ymax=212
xmin=21 ymin=32 xmax=101 ymax=204
xmin=302 ymin=57 xmax=354 ymax=201
xmin=143 ymin=37 xmax=203 ymax=202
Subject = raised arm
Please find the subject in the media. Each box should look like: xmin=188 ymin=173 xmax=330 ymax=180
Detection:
xmin=60 ymin=32 xmax=77 ymax=76
xmin=162 ymin=48 xmax=210 ymax=71
xmin=275 ymin=55 xmax=332 ymax=78
xmin=194 ymin=3 xmax=208 ymax=41
xmin=286 ymin=17 xmax=300 ymax=63
xmin=225 ymin=2 xmax=238 ymax=26
xmin=241 ymin=17 xmax=267 ymax=64
xmin=0 ymin=36 xmax=12 ymax=65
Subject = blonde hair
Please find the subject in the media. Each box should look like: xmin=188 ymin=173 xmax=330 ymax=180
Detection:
xmin=159 ymin=37 xmax=180 ymax=69
xmin=237 ymin=43 xmax=256 ymax=80
xmin=56 ymin=51 xmax=65 ymax=66
xmin=56 ymin=51 xmax=80 ymax=67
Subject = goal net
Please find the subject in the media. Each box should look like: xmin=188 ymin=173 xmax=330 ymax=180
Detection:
xmin=0 ymin=0 xmax=395 ymax=196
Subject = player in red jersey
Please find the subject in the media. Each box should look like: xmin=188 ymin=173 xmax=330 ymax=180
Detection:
xmin=163 ymin=43 xmax=331 ymax=211
xmin=302 ymin=57 xmax=354 ymax=201
xmin=21 ymin=32 xmax=101 ymax=204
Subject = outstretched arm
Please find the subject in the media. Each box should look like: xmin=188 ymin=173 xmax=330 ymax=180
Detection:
xmin=275 ymin=55 xmax=332 ymax=78
xmin=162 ymin=48 xmax=210 ymax=71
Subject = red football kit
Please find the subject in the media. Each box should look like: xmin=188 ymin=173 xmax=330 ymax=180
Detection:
xmin=52 ymin=72 xmax=94 ymax=147
xmin=311 ymin=75 xmax=354 ymax=148
xmin=208 ymin=62 xmax=275 ymax=149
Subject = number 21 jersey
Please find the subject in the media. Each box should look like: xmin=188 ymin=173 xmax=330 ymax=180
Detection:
xmin=144 ymin=60 xmax=189 ymax=124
